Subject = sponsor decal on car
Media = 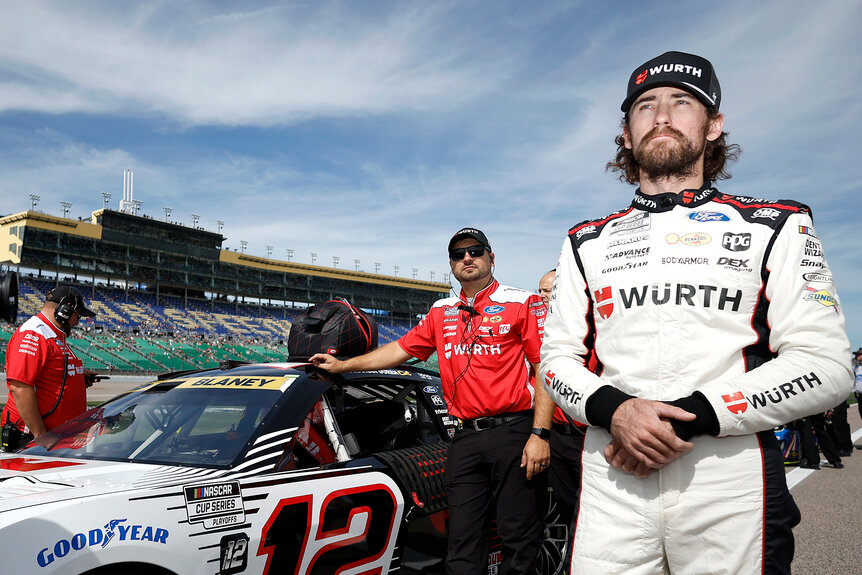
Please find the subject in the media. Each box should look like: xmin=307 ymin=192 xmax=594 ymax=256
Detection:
xmin=184 ymin=481 xmax=246 ymax=529
xmin=219 ymin=533 xmax=250 ymax=575
xmin=37 ymin=519 xmax=170 ymax=567
xmin=177 ymin=375 xmax=298 ymax=390
xmin=422 ymin=385 xmax=439 ymax=394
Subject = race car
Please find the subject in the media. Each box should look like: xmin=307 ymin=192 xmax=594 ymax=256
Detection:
xmin=0 ymin=361 xmax=568 ymax=574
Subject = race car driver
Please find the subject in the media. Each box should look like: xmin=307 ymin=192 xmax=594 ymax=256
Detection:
xmin=539 ymin=50 xmax=853 ymax=575
xmin=312 ymin=227 xmax=554 ymax=575
xmin=2 ymin=285 xmax=98 ymax=450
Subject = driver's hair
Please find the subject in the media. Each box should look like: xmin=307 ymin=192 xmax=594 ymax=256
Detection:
xmin=605 ymin=107 xmax=741 ymax=185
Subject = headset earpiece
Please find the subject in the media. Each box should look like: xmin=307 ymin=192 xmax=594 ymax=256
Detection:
xmin=54 ymin=295 xmax=77 ymax=323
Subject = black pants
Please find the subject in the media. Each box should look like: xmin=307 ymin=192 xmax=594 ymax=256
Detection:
xmin=810 ymin=413 xmax=842 ymax=465
xmin=549 ymin=424 xmax=584 ymax=575
xmin=830 ymin=401 xmax=853 ymax=454
xmin=445 ymin=417 xmax=545 ymax=575
xmin=796 ymin=418 xmax=820 ymax=466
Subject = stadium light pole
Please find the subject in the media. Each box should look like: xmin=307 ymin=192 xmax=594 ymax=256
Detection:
xmin=240 ymin=240 xmax=248 ymax=253
xmin=355 ymin=259 xmax=360 ymax=271
xmin=217 ymin=220 xmax=224 ymax=234
xmin=444 ymin=273 xmax=450 ymax=283
xmin=29 ymin=194 xmax=40 ymax=211
xmin=430 ymin=271 xmax=435 ymax=281
xmin=191 ymin=213 xmax=200 ymax=228
xmin=393 ymin=265 xmax=399 ymax=276
xmin=332 ymin=256 xmax=340 ymax=268
xmin=132 ymin=199 xmax=143 ymax=215
xmin=101 ymin=191 xmax=111 ymax=209
xmin=286 ymin=249 xmax=294 ymax=261
xmin=60 ymin=201 xmax=72 ymax=218
xmin=163 ymin=206 xmax=173 ymax=222
xmin=412 ymin=268 xmax=418 ymax=279
xmin=375 ymin=262 xmax=381 ymax=274
xmin=311 ymin=253 xmax=317 ymax=265
xmin=267 ymin=246 xmax=273 ymax=258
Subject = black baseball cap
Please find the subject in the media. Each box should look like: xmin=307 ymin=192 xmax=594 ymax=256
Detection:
xmin=621 ymin=51 xmax=721 ymax=113
xmin=448 ymin=227 xmax=491 ymax=253
xmin=46 ymin=286 xmax=96 ymax=317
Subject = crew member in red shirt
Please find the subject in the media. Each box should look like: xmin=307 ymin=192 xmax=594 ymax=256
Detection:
xmin=312 ymin=227 xmax=554 ymax=575
xmin=2 ymin=285 xmax=98 ymax=450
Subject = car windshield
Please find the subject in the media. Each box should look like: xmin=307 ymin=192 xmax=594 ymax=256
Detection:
xmin=20 ymin=383 xmax=284 ymax=468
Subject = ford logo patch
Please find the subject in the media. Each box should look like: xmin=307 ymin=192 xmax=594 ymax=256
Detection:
xmin=687 ymin=211 xmax=730 ymax=222
xmin=483 ymin=305 xmax=505 ymax=314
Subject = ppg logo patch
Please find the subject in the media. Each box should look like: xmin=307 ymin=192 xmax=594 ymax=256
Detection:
xmin=721 ymin=232 xmax=751 ymax=252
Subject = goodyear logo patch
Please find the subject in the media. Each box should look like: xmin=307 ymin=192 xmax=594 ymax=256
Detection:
xmin=176 ymin=375 xmax=298 ymax=390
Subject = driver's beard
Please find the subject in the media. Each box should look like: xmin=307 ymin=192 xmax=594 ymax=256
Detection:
xmin=634 ymin=125 xmax=707 ymax=182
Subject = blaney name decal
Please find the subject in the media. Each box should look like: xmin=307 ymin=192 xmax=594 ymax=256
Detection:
xmin=176 ymin=375 xmax=297 ymax=390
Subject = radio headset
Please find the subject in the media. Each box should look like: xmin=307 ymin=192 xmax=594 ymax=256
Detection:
xmin=54 ymin=294 xmax=78 ymax=324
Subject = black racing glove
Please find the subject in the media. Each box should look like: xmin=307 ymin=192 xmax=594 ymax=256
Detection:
xmin=584 ymin=385 xmax=635 ymax=432
xmin=665 ymin=392 xmax=720 ymax=441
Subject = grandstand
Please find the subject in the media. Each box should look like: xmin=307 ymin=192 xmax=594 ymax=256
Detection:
xmin=1 ymin=208 xmax=443 ymax=375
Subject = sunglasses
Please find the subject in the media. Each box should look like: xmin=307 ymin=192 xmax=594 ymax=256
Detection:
xmin=449 ymin=246 xmax=487 ymax=261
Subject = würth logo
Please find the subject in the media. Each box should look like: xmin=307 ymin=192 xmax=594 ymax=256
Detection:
xmin=722 ymin=391 xmax=747 ymax=414
xmin=594 ymin=287 xmax=614 ymax=319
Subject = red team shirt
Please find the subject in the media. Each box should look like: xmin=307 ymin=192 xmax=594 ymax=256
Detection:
xmin=398 ymin=280 xmax=544 ymax=420
xmin=2 ymin=312 xmax=87 ymax=432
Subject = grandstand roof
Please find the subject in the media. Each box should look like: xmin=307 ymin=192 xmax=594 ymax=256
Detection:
xmin=1 ymin=209 xmax=449 ymax=318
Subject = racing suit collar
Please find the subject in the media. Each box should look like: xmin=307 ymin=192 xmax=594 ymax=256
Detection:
xmin=632 ymin=182 xmax=718 ymax=213
xmin=459 ymin=278 xmax=499 ymax=307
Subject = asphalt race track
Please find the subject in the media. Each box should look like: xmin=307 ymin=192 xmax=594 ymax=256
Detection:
xmin=2 ymin=374 xmax=860 ymax=574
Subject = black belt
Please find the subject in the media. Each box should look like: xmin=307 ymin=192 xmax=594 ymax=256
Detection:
xmin=459 ymin=411 xmax=532 ymax=432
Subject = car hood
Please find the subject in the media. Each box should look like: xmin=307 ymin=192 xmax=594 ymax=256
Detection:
xmin=0 ymin=454 xmax=218 ymax=512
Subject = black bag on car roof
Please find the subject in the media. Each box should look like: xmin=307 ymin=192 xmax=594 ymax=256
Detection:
xmin=288 ymin=298 xmax=378 ymax=358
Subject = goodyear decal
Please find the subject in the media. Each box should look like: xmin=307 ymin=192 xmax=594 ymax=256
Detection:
xmin=176 ymin=375 xmax=298 ymax=390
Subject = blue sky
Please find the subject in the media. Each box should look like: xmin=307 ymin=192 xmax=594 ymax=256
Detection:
xmin=1 ymin=0 xmax=860 ymax=347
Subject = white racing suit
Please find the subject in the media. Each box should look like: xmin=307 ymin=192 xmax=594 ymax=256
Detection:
xmin=540 ymin=184 xmax=852 ymax=575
